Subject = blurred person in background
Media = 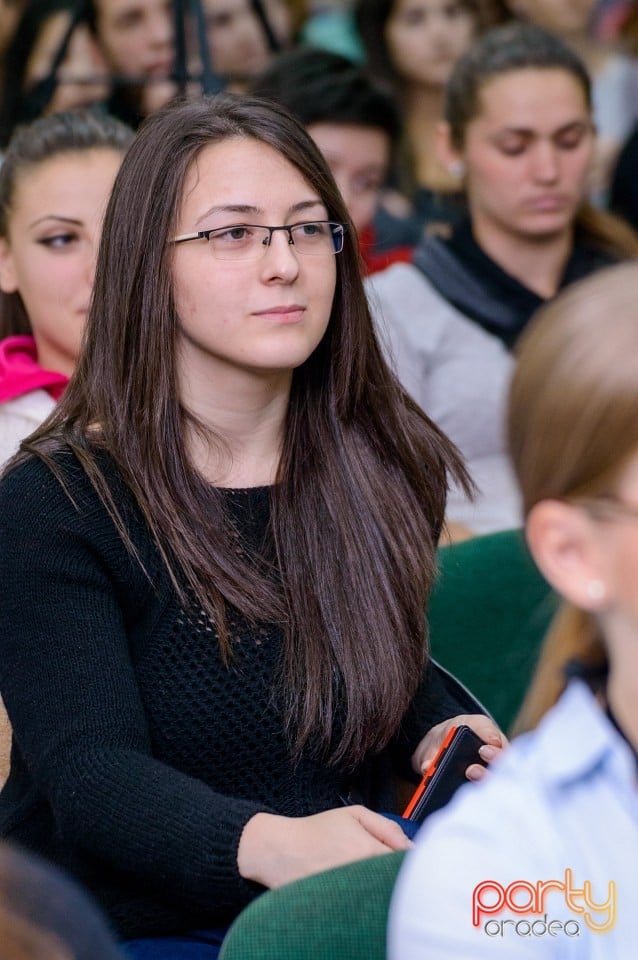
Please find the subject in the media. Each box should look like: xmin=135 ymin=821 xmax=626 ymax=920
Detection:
xmin=354 ymin=0 xmax=508 ymax=248
xmin=203 ymin=0 xmax=294 ymax=91
xmin=0 ymin=841 xmax=123 ymax=959
xmin=0 ymin=0 xmax=110 ymax=147
xmin=0 ymin=109 xmax=134 ymax=465
xmin=250 ymin=45 xmax=412 ymax=272
xmin=366 ymin=23 xmax=638 ymax=536
xmin=85 ymin=0 xmax=176 ymax=123
xmin=504 ymin=0 xmax=638 ymax=203
xmin=389 ymin=259 xmax=638 ymax=959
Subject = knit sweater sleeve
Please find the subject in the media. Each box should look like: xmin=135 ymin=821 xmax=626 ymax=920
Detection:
xmin=0 ymin=455 xmax=270 ymax=923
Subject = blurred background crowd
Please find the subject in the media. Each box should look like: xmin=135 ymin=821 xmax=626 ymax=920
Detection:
xmin=4 ymin=0 xmax=638 ymax=527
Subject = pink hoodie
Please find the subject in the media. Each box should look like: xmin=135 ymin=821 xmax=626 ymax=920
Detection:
xmin=0 ymin=336 xmax=69 ymax=404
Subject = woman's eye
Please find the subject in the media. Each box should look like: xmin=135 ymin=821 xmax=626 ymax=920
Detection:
xmin=557 ymin=133 xmax=584 ymax=150
xmin=401 ymin=9 xmax=425 ymax=26
xmin=216 ymin=226 xmax=252 ymax=242
xmin=498 ymin=141 xmax=526 ymax=156
xmin=37 ymin=233 xmax=77 ymax=249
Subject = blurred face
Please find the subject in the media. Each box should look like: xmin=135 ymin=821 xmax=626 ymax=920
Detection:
xmin=171 ymin=137 xmax=336 ymax=393
xmin=506 ymin=0 xmax=597 ymax=36
xmin=307 ymin=123 xmax=390 ymax=234
xmin=93 ymin=0 xmax=174 ymax=77
xmin=203 ymin=0 xmax=291 ymax=85
xmin=0 ymin=149 xmax=123 ymax=377
xmin=24 ymin=12 xmax=110 ymax=113
xmin=385 ymin=0 xmax=476 ymax=88
xmin=457 ymin=69 xmax=594 ymax=245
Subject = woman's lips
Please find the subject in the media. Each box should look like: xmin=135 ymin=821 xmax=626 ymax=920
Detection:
xmin=254 ymin=305 xmax=305 ymax=323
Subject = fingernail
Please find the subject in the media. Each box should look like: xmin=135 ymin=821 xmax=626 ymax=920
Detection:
xmin=465 ymin=765 xmax=483 ymax=781
xmin=479 ymin=745 xmax=498 ymax=762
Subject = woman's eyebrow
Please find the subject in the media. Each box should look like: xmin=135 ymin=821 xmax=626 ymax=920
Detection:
xmin=194 ymin=199 xmax=325 ymax=226
xmin=28 ymin=215 xmax=83 ymax=229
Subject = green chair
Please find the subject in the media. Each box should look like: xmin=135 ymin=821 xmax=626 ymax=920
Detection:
xmin=429 ymin=528 xmax=559 ymax=733
xmin=219 ymin=529 xmax=559 ymax=960
xmin=219 ymin=852 xmax=406 ymax=960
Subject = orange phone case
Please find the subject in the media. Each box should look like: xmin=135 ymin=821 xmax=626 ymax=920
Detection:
xmin=403 ymin=724 xmax=487 ymax=823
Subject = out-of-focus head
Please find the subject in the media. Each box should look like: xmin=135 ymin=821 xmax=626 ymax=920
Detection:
xmin=354 ymin=0 xmax=505 ymax=90
xmin=0 ymin=0 xmax=110 ymax=145
xmin=0 ymin=109 xmax=134 ymax=372
xmin=0 ymin=841 xmax=123 ymax=960
xmin=251 ymin=46 xmax=400 ymax=233
xmin=508 ymin=262 xmax=638 ymax=621
xmin=443 ymin=21 xmax=591 ymax=150
xmin=504 ymin=0 xmax=597 ymax=37
xmin=437 ymin=22 xmax=594 ymax=243
xmin=86 ymin=0 xmax=174 ymax=78
xmin=202 ymin=0 xmax=292 ymax=89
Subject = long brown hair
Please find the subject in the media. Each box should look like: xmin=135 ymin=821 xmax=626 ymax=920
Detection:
xmin=508 ymin=262 xmax=638 ymax=732
xmin=19 ymin=94 xmax=470 ymax=767
xmin=0 ymin=108 xmax=134 ymax=339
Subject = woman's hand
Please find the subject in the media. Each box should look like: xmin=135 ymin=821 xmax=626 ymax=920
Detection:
xmin=237 ymin=806 xmax=412 ymax=889
xmin=411 ymin=714 xmax=507 ymax=782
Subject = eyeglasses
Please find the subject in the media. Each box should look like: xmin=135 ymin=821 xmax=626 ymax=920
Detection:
xmin=170 ymin=220 xmax=346 ymax=260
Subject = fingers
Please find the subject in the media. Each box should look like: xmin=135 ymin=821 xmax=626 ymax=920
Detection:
xmin=349 ymin=806 xmax=413 ymax=851
xmin=412 ymin=714 xmax=508 ymax=775
xmin=459 ymin=714 xmax=507 ymax=748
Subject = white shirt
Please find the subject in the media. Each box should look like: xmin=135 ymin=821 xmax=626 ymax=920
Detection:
xmin=0 ymin=390 xmax=55 ymax=468
xmin=365 ymin=264 xmax=521 ymax=534
xmin=388 ymin=681 xmax=638 ymax=958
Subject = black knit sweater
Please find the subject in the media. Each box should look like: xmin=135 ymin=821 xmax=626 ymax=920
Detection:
xmin=0 ymin=450 xmax=465 ymax=939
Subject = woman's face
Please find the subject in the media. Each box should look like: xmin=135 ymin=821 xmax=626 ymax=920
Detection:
xmin=0 ymin=149 xmax=123 ymax=376
xmin=456 ymin=68 xmax=594 ymax=246
xmin=24 ymin=11 xmax=110 ymax=114
xmin=203 ymin=0 xmax=291 ymax=87
xmin=307 ymin=122 xmax=391 ymax=235
xmin=171 ymin=136 xmax=337 ymax=395
xmin=384 ymin=0 xmax=476 ymax=89
xmin=505 ymin=0 xmax=597 ymax=36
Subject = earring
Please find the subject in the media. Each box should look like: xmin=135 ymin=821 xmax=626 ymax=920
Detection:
xmin=587 ymin=580 xmax=606 ymax=602
xmin=448 ymin=160 xmax=465 ymax=179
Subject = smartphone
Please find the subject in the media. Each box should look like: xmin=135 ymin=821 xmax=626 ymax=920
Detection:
xmin=402 ymin=724 xmax=487 ymax=824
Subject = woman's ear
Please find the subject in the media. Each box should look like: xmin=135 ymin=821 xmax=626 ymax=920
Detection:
xmin=526 ymin=500 xmax=610 ymax=611
xmin=0 ymin=238 xmax=18 ymax=294
xmin=435 ymin=121 xmax=465 ymax=180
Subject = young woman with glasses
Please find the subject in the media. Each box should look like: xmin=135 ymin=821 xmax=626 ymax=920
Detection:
xmin=0 ymin=95 xmax=503 ymax=959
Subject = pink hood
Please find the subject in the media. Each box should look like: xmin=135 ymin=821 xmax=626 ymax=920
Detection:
xmin=0 ymin=336 xmax=69 ymax=403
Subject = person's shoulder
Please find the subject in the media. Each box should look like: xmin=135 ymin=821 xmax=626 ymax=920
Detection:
xmin=0 ymin=391 xmax=56 ymax=467
xmin=0 ymin=445 xmax=120 ymax=531
xmin=365 ymin=259 xmax=460 ymax=345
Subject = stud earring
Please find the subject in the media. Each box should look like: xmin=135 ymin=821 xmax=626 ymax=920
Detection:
xmin=448 ymin=160 xmax=465 ymax=179
xmin=587 ymin=580 xmax=606 ymax=602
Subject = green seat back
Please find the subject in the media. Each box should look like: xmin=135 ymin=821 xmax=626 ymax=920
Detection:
xmin=219 ymin=851 xmax=406 ymax=960
xmin=429 ymin=528 xmax=559 ymax=733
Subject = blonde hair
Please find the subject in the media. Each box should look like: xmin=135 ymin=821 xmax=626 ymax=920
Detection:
xmin=508 ymin=261 xmax=638 ymax=732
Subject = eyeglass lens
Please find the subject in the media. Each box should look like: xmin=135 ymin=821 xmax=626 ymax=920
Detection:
xmin=209 ymin=222 xmax=344 ymax=260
